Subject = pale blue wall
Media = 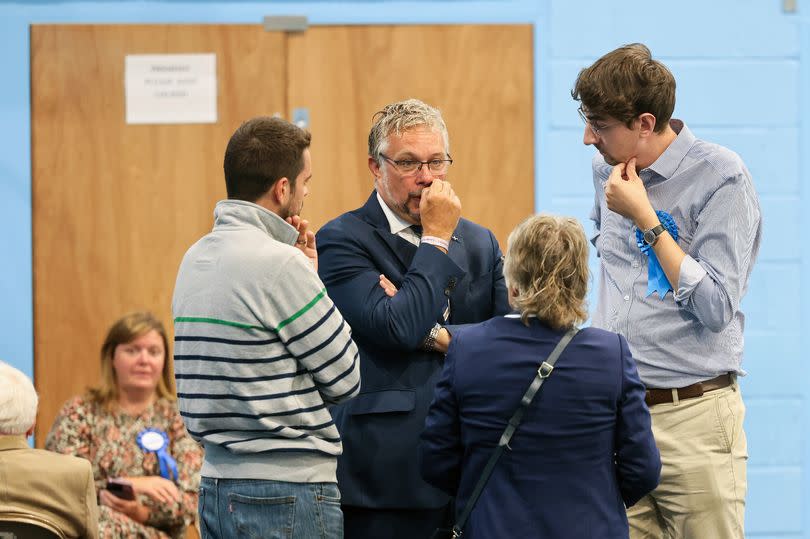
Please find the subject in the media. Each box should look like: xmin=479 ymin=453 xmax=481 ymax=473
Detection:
xmin=0 ymin=1 xmax=806 ymax=536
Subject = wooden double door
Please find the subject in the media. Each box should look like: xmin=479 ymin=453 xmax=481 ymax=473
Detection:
xmin=30 ymin=23 xmax=534 ymax=442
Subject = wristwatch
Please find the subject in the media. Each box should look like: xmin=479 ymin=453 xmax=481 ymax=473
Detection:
xmin=422 ymin=324 xmax=442 ymax=352
xmin=642 ymin=223 xmax=666 ymax=246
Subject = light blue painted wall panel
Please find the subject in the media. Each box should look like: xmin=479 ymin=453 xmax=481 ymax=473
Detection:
xmin=545 ymin=129 xmax=594 ymax=198
xmin=743 ymin=263 xmax=800 ymax=333
xmin=550 ymin=0 xmax=799 ymax=59
xmin=20 ymin=1 xmax=541 ymax=25
xmin=745 ymin=399 xmax=803 ymax=466
xmin=668 ymin=61 xmax=799 ymax=128
xmin=549 ymin=59 xmax=591 ymax=128
xmin=545 ymin=197 xmax=592 ymax=228
xmin=746 ymin=468 xmax=802 ymax=534
xmin=742 ymin=333 xmax=802 ymax=397
xmin=757 ymin=198 xmax=800 ymax=261
xmin=692 ymin=128 xmax=799 ymax=196
xmin=0 ymin=18 xmax=33 ymax=379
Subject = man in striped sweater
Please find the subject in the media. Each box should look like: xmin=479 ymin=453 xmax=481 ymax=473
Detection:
xmin=172 ymin=116 xmax=360 ymax=539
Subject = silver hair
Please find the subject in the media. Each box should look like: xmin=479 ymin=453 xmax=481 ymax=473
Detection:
xmin=0 ymin=361 xmax=39 ymax=435
xmin=367 ymin=98 xmax=450 ymax=160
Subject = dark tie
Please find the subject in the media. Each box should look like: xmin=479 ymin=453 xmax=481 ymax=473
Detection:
xmin=410 ymin=225 xmax=423 ymax=237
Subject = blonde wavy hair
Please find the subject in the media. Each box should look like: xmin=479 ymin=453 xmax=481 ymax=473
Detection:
xmin=88 ymin=311 xmax=175 ymax=409
xmin=504 ymin=214 xmax=589 ymax=329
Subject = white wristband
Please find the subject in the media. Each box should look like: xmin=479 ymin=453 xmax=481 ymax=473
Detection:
xmin=421 ymin=235 xmax=450 ymax=251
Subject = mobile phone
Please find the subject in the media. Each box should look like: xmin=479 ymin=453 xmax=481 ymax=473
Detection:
xmin=106 ymin=478 xmax=135 ymax=501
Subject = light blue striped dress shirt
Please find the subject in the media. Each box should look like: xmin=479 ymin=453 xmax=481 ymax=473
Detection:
xmin=589 ymin=120 xmax=762 ymax=388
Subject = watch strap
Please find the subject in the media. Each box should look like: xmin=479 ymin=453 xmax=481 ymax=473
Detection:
xmin=643 ymin=223 xmax=666 ymax=245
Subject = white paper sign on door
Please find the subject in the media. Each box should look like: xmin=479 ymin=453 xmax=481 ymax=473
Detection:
xmin=125 ymin=53 xmax=217 ymax=124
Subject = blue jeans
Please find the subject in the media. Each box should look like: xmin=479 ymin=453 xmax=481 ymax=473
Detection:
xmin=199 ymin=477 xmax=344 ymax=539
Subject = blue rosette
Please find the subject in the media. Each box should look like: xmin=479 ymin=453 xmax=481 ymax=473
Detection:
xmin=137 ymin=428 xmax=179 ymax=483
xmin=635 ymin=210 xmax=679 ymax=299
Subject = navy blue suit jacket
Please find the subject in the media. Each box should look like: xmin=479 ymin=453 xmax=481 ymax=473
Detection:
xmin=316 ymin=192 xmax=509 ymax=508
xmin=419 ymin=316 xmax=661 ymax=538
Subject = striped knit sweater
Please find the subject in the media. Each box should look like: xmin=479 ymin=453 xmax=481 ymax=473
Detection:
xmin=172 ymin=200 xmax=360 ymax=483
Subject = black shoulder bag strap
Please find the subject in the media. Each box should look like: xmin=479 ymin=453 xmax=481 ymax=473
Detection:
xmin=449 ymin=326 xmax=580 ymax=538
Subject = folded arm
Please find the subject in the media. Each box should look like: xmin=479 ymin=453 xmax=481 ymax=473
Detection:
xmin=318 ymin=225 xmax=465 ymax=352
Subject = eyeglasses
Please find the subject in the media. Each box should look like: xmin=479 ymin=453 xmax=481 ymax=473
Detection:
xmin=379 ymin=153 xmax=453 ymax=175
xmin=577 ymin=107 xmax=622 ymax=137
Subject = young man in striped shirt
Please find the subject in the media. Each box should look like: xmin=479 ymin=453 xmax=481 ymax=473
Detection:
xmin=573 ymin=44 xmax=761 ymax=539
xmin=172 ymin=116 xmax=360 ymax=539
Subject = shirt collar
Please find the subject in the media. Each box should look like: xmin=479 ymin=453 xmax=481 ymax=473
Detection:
xmin=376 ymin=191 xmax=416 ymax=235
xmin=213 ymin=199 xmax=299 ymax=245
xmin=0 ymin=435 xmax=30 ymax=451
xmin=645 ymin=119 xmax=694 ymax=180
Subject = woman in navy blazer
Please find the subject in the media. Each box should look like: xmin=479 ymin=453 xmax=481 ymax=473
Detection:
xmin=419 ymin=214 xmax=660 ymax=539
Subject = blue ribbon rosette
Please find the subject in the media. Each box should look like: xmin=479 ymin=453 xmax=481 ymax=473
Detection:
xmin=137 ymin=428 xmax=179 ymax=482
xmin=635 ymin=210 xmax=679 ymax=299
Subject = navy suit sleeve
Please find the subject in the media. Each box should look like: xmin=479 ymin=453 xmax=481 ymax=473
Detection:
xmin=489 ymin=232 xmax=510 ymax=316
xmin=419 ymin=335 xmax=463 ymax=495
xmin=317 ymin=222 xmax=465 ymax=351
xmin=614 ymin=333 xmax=661 ymax=507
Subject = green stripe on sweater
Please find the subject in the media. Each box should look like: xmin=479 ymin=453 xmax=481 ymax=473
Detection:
xmin=173 ymin=316 xmax=273 ymax=332
xmin=175 ymin=288 xmax=327 ymax=333
xmin=276 ymin=288 xmax=327 ymax=330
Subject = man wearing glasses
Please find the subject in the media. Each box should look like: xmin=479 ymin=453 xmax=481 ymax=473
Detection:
xmin=316 ymin=98 xmax=509 ymax=538
xmin=572 ymin=44 xmax=761 ymax=539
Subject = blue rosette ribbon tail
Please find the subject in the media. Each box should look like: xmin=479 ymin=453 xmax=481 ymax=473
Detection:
xmin=137 ymin=428 xmax=179 ymax=482
xmin=635 ymin=210 xmax=679 ymax=299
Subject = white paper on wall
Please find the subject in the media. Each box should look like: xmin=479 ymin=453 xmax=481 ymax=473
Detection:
xmin=125 ymin=53 xmax=217 ymax=124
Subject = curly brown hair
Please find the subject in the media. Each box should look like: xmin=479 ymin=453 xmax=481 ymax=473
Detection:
xmin=504 ymin=214 xmax=589 ymax=330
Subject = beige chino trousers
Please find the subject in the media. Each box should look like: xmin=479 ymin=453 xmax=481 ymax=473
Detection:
xmin=628 ymin=380 xmax=747 ymax=539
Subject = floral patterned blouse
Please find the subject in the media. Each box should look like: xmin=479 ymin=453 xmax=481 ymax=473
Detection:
xmin=45 ymin=395 xmax=203 ymax=539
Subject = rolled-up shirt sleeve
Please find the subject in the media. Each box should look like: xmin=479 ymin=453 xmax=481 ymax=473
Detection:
xmin=673 ymin=173 xmax=761 ymax=332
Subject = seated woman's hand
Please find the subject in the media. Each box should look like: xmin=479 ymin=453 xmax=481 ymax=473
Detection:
xmin=126 ymin=475 xmax=182 ymax=505
xmin=99 ymin=488 xmax=149 ymax=523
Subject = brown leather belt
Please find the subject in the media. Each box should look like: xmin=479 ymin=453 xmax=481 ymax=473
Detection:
xmin=645 ymin=373 xmax=733 ymax=407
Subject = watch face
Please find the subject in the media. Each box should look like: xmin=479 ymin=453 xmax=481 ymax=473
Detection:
xmin=643 ymin=230 xmax=656 ymax=245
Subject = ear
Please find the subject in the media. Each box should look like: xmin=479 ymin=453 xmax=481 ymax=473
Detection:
xmin=638 ymin=113 xmax=657 ymax=137
xmin=273 ymin=177 xmax=291 ymax=205
xmin=368 ymin=156 xmax=382 ymax=181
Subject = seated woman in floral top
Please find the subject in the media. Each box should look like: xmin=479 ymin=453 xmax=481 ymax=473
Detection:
xmin=46 ymin=311 xmax=203 ymax=539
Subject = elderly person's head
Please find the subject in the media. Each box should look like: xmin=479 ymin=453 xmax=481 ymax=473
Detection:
xmin=504 ymin=214 xmax=589 ymax=329
xmin=367 ymin=99 xmax=454 ymax=225
xmin=90 ymin=311 xmax=174 ymax=408
xmin=0 ymin=361 xmax=39 ymax=436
